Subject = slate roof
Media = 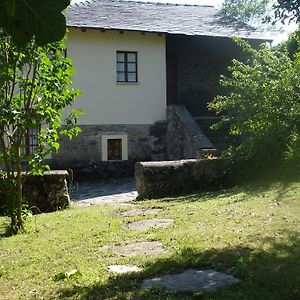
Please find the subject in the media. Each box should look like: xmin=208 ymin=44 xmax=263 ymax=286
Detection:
xmin=66 ymin=0 xmax=271 ymax=40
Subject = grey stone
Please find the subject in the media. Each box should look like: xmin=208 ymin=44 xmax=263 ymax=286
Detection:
xmin=0 ymin=170 xmax=70 ymax=213
xmin=127 ymin=218 xmax=173 ymax=231
xmin=109 ymin=203 xmax=140 ymax=209
xmin=118 ymin=208 xmax=163 ymax=217
xmin=71 ymin=178 xmax=138 ymax=207
xmin=141 ymin=269 xmax=240 ymax=292
xmin=102 ymin=241 xmax=166 ymax=257
xmin=50 ymin=123 xmax=167 ymax=177
xmin=135 ymin=158 xmax=234 ymax=199
xmin=167 ymin=105 xmax=216 ymax=161
xmin=75 ymin=191 xmax=138 ymax=207
xmin=67 ymin=0 xmax=270 ymax=40
xmin=107 ymin=265 xmax=142 ymax=274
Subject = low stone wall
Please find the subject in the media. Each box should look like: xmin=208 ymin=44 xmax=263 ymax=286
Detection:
xmin=0 ymin=170 xmax=70 ymax=214
xmin=50 ymin=160 xmax=135 ymax=180
xmin=167 ymin=105 xmax=216 ymax=160
xmin=135 ymin=159 xmax=235 ymax=199
xmin=24 ymin=170 xmax=70 ymax=212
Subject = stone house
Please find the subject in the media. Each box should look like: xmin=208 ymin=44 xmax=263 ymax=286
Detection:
xmin=50 ymin=0 xmax=271 ymax=177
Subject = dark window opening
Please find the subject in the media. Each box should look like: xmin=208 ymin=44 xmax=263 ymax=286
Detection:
xmin=116 ymin=51 xmax=138 ymax=82
xmin=21 ymin=128 xmax=40 ymax=156
xmin=107 ymin=138 xmax=122 ymax=160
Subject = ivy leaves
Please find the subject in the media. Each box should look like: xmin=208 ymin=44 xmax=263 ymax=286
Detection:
xmin=0 ymin=0 xmax=70 ymax=47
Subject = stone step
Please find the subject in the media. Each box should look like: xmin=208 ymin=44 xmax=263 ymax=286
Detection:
xmin=194 ymin=116 xmax=231 ymax=152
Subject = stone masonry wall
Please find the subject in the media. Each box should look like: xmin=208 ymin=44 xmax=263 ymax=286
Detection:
xmin=50 ymin=123 xmax=167 ymax=178
xmin=136 ymin=159 xmax=235 ymax=199
xmin=167 ymin=35 xmax=246 ymax=117
xmin=167 ymin=105 xmax=216 ymax=160
xmin=0 ymin=171 xmax=70 ymax=214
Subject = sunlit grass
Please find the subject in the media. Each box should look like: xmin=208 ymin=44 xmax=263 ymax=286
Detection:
xmin=0 ymin=180 xmax=299 ymax=299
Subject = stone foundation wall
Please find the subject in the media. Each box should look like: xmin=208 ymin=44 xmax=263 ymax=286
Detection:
xmin=167 ymin=105 xmax=216 ymax=160
xmin=0 ymin=170 xmax=70 ymax=214
xmin=135 ymin=159 xmax=235 ymax=199
xmin=50 ymin=123 xmax=167 ymax=178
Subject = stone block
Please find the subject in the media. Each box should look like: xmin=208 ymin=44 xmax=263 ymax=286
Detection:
xmin=0 ymin=170 xmax=70 ymax=214
xmin=135 ymin=158 xmax=235 ymax=199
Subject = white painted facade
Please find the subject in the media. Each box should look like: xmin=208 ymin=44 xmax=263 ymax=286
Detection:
xmin=67 ymin=28 xmax=167 ymax=125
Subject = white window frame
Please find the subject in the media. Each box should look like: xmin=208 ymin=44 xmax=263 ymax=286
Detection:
xmin=101 ymin=134 xmax=128 ymax=161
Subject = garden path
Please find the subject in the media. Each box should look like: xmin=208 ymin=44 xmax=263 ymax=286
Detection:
xmin=70 ymin=177 xmax=240 ymax=293
xmin=70 ymin=177 xmax=137 ymax=207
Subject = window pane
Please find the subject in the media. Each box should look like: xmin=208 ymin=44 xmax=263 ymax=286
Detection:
xmin=107 ymin=139 xmax=122 ymax=160
xmin=117 ymin=52 xmax=125 ymax=62
xmin=127 ymin=73 xmax=137 ymax=82
xmin=117 ymin=72 xmax=125 ymax=82
xmin=29 ymin=128 xmax=39 ymax=154
xmin=127 ymin=53 xmax=136 ymax=62
xmin=117 ymin=62 xmax=125 ymax=72
xmin=127 ymin=63 xmax=136 ymax=72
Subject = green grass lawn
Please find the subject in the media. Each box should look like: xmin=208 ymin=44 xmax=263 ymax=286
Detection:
xmin=0 ymin=179 xmax=300 ymax=299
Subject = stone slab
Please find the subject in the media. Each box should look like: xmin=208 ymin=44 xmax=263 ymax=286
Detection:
xmin=118 ymin=208 xmax=163 ymax=217
xmin=107 ymin=265 xmax=142 ymax=274
xmin=127 ymin=218 xmax=173 ymax=231
xmin=141 ymin=269 xmax=240 ymax=292
xmin=102 ymin=241 xmax=166 ymax=257
xmin=75 ymin=191 xmax=138 ymax=207
xmin=71 ymin=177 xmax=137 ymax=205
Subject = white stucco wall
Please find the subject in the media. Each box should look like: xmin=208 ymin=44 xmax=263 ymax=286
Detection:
xmin=67 ymin=28 xmax=167 ymax=125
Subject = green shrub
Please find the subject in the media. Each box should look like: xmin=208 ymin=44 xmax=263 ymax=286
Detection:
xmin=209 ymin=38 xmax=300 ymax=170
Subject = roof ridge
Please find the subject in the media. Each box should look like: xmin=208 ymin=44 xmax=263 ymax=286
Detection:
xmin=70 ymin=0 xmax=214 ymax=8
xmin=70 ymin=0 xmax=96 ymax=7
xmin=117 ymin=0 xmax=214 ymax=8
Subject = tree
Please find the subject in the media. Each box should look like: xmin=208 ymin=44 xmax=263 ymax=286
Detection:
xmin=208 ymin=38 xmax=300 ymax=169
xmin=222 ymin=0 xmax=278 ymax=30
xmin=0 ymin=0 xmax=70 ymax=47
xmin=0 ymin=32 xmax=81 ymax=233
xmin=274 ymin=0 xmax=300 ymax=24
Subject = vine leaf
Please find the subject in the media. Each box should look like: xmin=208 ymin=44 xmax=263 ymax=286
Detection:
xmin=0 ymin=0 xmax=70 ymax=47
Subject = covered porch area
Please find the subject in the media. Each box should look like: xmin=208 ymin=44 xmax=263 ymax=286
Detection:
xmin=166 ymin=34 xmax=262 ymax=150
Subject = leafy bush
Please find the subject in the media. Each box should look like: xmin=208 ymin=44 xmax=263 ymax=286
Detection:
xmin=208 ymin=38 xmax=300 ymax=169
xmin=0 ymin=32 xmax=81 ymax=233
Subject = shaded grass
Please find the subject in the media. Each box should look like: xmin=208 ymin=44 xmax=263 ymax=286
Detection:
xmin=0 ymin=179 xmax=300 ymax=299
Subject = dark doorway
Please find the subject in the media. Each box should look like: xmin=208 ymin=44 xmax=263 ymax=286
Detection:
xmin=166 ymin=53 xmax=177 ymax=105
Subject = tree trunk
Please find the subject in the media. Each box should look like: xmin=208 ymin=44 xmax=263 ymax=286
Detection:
xmin=15 ymin=141 xmax=24 ymax=231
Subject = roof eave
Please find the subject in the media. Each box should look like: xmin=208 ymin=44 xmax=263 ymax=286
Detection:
xmin=67 ymin=25 xmax=273 ymax=42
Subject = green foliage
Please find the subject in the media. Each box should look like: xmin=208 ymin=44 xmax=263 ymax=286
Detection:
xmin=274 ymin=0 xmax=300 ymax=24
xmin=208 ymin=38 xmax=300 ymax=168
xmin=0 ymin=32 xmax=81 ymax=232
xmin=52 ymin=269 xmax=82 ymax=282
xmin=0 ymin=0 xmax=70 ymax=47
xmin=276 ymin=27 xmax=300 ymax=58
xmin=222 ymin=0 xmax=279 ymax=31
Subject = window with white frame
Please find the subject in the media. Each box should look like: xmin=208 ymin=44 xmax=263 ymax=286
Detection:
xmin=101 ymin=134 xmax=128 ymax=161
xmin=116 ymin=51 xmax=138 ymax=83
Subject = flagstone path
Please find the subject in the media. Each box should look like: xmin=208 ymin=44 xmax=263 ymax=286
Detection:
xmin=72 ymin=177 xmax=240 ymax=293
xmin=70 ymin=177 xmax=137 ymax=207
xmin=126 ymin=218 xmax=174 ymax=232
xmin=101 ymin=241 xmax=166 ymax=257
xmin=141 ymin=269 xmax=240 ymax=292
xmin=117 ymin=208 xmax=163 ymax=217
xmin=107 ymin=265 xmax=142 ymax=274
